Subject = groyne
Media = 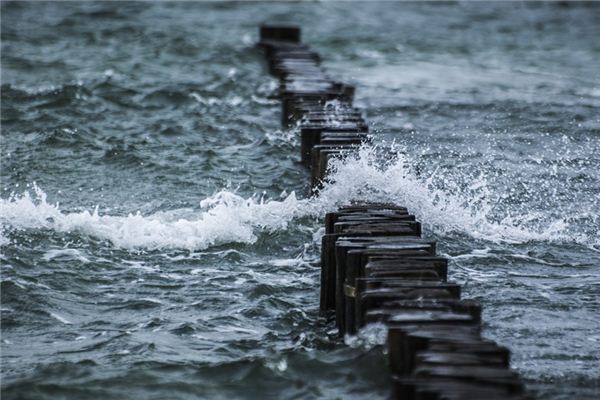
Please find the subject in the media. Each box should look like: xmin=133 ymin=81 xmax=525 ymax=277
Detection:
xmin=258 ymin=25 xmax=528 ymax=400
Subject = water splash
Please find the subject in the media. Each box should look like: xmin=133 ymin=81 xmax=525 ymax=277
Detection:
xmin=319 ymin=146 xmax=591 ymax=245
xmin=0 ymin=184 xmax=305 ymax=251
xmin=1 ymin=145 xmax=596 ymax=250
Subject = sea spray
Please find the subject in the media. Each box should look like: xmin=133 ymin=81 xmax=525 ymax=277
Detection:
xmin=1 ymin=145 xmax=594 ymax=250
xmin=320 ymin=145 xmax=579 ymax=244
xmin=0 ymin=183 xmax=303 ymax=251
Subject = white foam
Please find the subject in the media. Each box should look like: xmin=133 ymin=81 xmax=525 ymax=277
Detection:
xmin=49 ymin=312 xmax=72 ymax=325
xmin=0 ymin=228 xmax=9 ymax=247
xmin=0 ymin=184 xmax=308 ymax=251
xmin=1 ymin=146 xmax=596 ymax=251
xmin=319 ymin=146 xmax=590 ymax=245
xmin=42 ymin=248 xmax=91 ymax=263
xmin=189 ymin=92 xmax=246 ymax=107
xmin=345 ymin=322 xmax=388 ymax=349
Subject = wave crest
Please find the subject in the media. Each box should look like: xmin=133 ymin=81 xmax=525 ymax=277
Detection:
xmin=1 ymin=145 xmax=596 ymax=250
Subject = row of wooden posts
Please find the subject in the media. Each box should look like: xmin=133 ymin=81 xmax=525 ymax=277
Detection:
xmin=258 ymin=25 xmax=529 ymax=400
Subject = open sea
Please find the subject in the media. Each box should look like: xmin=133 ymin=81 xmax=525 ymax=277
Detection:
xmin=1 ymin=1 xmax=599 ymax=399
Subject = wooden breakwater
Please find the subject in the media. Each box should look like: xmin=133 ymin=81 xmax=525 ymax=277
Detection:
xmin=257 ymin=25 xmax=529 ymax=400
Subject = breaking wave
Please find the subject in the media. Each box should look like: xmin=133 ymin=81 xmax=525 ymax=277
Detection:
xmin=1 ymin=146 xmax=596 ymax=250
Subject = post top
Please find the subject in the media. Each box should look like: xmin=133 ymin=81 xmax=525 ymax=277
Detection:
xmin=259 ymin=25 xmax=301 ymax=44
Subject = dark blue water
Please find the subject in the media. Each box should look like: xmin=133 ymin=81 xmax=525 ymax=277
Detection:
xmin=2 ymin=2 xmax=599 ymax=399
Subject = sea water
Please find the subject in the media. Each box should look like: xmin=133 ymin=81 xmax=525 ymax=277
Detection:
xmin=2 ymin=2 xmax=599 ymax=399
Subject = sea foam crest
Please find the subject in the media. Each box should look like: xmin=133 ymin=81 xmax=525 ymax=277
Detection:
xmin=0 ymin=184 xmax=306 ymax=250
xmin=320 ymin=146 xmax=585 ymax=245
xmin=1 ymin=145 xmax=595 ymax=250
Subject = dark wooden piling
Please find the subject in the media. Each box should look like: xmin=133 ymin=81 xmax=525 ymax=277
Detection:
xmin=259 ymin=25 xmax=301 ymax=43
xmin=257 ymin=25 xmax=527 ymax=400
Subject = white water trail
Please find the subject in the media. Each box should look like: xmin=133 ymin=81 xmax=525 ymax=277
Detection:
xmin=0 ymin=146 xmax=593 ymax=250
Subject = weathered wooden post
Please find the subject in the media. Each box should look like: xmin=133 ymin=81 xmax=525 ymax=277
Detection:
xmin=257 ymin=24 xmax=527 ymax=400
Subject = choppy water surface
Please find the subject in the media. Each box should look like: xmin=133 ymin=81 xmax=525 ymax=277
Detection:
xmin=2 ymin=2 xmax=599 ymax=399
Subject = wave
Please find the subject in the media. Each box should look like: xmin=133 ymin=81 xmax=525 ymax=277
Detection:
xmin=1 ymin=146 xmax=596 ymax=250
xmin=0 ymin=184 xmax=306 ymax=251
xmin=318 ymin=146 xmax=594 ymax=245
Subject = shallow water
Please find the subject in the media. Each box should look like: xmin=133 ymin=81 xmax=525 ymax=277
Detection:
xmin=1 ymin=2 xmax=600 ymax=399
